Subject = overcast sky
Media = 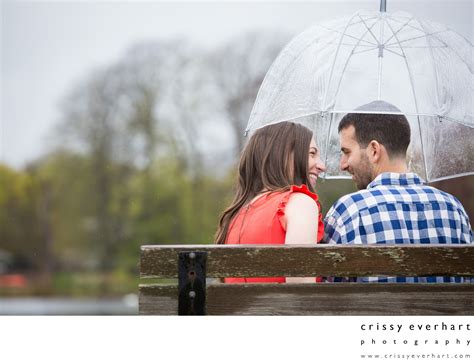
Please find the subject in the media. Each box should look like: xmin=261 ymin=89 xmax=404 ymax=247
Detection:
xmin=1 ymin=0 xmax=472 ymax=168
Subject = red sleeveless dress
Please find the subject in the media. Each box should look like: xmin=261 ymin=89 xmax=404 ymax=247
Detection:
xmin=224 ymin=184 xmax=323 ymax=283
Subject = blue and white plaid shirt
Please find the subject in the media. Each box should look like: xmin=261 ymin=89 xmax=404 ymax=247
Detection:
xmin=324 ymin=172 xmax=472 ymax=283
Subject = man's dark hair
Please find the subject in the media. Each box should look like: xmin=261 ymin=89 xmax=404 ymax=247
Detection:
xmin=338 ymin=112 xmax=411 ymax=158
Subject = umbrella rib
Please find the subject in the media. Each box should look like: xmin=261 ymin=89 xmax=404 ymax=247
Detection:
xmin=383 ymin=15 xmax=416 ymax=46
xmin=329 ymin=19 xmax=383 ymax=105
xmin=414 ymin=28 xmax=473 ymax=73
xmin=441 ymin=116 xmax=474 ymax=128
xmin=385 ymin=30 xmax=448 ymax=48
xmin=343 ymin=43 xmax=376 ymax=47
xmin=377 ymin=15 xmax=387 ymax=98
xmin=321 ymin=11 xmax=363 ymax=170
xmin=352 ymin=46 xmax=379 ymax=55
xmin=382 ymin=47 xmax=405 ymax=58
xmin=321 ymin=14 xmax=384 ymax=170
xmin=357 ymin=15 xmax=379 ymax=21
xmin=429 ymin=172 xmax=474 ymax=183
xmin=384 ymin=20 xmax=430 ymax=181
xmin=387 ymin=14 xmax=414 ymax=21
xmin=387 ymin=16 xmax=426 ymax=34
xmin=319 ymin=25 xmax=378 ymax=46
xmin=314 ymin=40 xmax=378 ymax=48
xmin=322 ymin=12 xmax=363 ymax=108
xmin=387 ymin=45 xmax=448 ymax=49
xmin=322 ymin=113 xmax=335 ymax=179
xmin=320 ymin=16 xmax=379 ymax=28
xmin=415 ymin=18 xmax=442 ymax=118
xmin=247 ymin=27 xmax=336 ymax=131
xmin=385 ymin=26 xmax=472 ymax=75
xmin=247 ymin=21 xmax=371 ymax=131
xmin=388 ymin=14 xmax=473 ymax=68
xmin=324 ymin=42 xmax=376 ymax=47
xmin=357 ymin=14 xmax=380 ymax=45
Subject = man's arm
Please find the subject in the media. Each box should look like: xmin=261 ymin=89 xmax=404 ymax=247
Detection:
xmin=324 ymin=206 xmax=345 ymax=244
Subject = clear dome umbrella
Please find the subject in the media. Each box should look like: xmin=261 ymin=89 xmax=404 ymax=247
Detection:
xmin=245 ymin=0 xmax=473 ymax=182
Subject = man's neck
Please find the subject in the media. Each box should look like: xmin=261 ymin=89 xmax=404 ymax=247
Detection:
xmin=373 ymin=159 xmax=408 ymax=177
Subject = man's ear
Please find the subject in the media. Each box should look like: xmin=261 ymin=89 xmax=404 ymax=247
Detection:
xmin=367 ymin=140 xmax=382 ymax=163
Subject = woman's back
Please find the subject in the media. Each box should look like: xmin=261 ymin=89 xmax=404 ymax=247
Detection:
xmin=225 ymin=184 xmax=323 ymax=283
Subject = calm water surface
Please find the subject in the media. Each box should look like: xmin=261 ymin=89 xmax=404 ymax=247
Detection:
xmin=0 ymin=294 xmax=138 ymax=315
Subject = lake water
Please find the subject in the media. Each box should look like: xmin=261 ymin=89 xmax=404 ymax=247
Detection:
xmin=0 ymin=294 xmax=138 ymax=315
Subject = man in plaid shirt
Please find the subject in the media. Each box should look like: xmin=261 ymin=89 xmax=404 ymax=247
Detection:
xmin=324 ymin=100 xmax=472 ymax=283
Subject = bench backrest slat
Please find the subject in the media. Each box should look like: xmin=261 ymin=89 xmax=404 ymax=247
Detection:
xmin=140 ymin=245 xmax=474 ymax=278
xmin=139 ymin=283 xmax=474 ymax=315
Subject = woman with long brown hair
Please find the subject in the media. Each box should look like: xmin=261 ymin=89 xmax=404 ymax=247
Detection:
xmin=215 ymin=121 xmax=326 ymax=283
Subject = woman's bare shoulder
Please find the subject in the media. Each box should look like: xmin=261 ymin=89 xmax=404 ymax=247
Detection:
xmin=286 ymin=192 xmax=318 ymax=209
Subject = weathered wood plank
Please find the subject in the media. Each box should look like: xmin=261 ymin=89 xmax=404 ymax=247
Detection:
xmin=139 ymin=283 xmax=474 ymax=315
xmin=140 ymin=245 xmax=474 ymax=278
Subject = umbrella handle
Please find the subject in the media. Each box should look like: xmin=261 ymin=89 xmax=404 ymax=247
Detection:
xmin=380 ymin=0 xmax=387 ymax=13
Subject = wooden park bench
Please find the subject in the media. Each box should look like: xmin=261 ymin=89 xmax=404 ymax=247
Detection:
xmin=139 ymin=244 xmax=474 ymax=315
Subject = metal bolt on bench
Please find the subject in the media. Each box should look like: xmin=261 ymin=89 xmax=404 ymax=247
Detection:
xmin=178 ymin=251 xmax=207 ymax=315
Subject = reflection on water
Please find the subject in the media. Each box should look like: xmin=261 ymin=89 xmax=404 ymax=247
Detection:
xmin=0 ymin=294 xmax=138 ymax=315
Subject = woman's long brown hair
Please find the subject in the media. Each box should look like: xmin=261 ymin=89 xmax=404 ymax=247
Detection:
xmin=215 ymin=121 xmax=314 ymax=244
